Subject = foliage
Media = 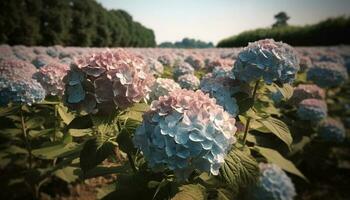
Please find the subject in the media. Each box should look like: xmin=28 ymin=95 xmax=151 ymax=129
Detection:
xmin=0 ymin=0 xmax=156 ymax=47
xmin=159 ymin=38 xmax=214 ymax=49
xmin=217 ymin=16 xmax=350 ymax=47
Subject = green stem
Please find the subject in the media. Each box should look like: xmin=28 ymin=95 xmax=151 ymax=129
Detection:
xmin=20 ymin=109 xmax=32 ymax=169
xmin=127 ymin=152 xmax=137 ymax=173
xmin=242 ymin=80 xmax=260 ymax=147
xmin=53 ymin=104 xmax=58 ymax=142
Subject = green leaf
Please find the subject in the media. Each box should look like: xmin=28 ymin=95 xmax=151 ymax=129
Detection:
xmin=54 ymin=166 xmax=79 ymax=183
xmin=119 ymin=103 xmax=149 ymax=122
xmin=219 ymin=148 xmax=259 ymax=193
xmin=277 ymin=84 xmax=294 ymax=100
xmin=80 ymin=138 xmax=115 ymax=173
xmin=171 ymin=184 xmax=207 ymax=200
xmin=216 ymin=188 xmax=234 ymax=200
xmin=32 ymin=142 xmax=80 ymax=159
xmin=238 ymin=98 xmax=254 ymax=114
xmin=29 ymin=129 xmax=54 ymax=138
xmin=257 ymin=117 xmax=292 ymax=147
xmin=0 ymin=106 xmax=19 ymax=117
xmin=58 ymin=104 xmax=75 ymax=124
xmin=69 ymin=128 xmax=93 ymax=137
xmin=26 ymin=117 xmax=45 ymax=129
xmin=75 ymin=165 xmax=130 ymax=179
xmin=0 ymin=128 xmax=22 ymax=137
xmin=253 ymin=146 xmax=307 ymax=181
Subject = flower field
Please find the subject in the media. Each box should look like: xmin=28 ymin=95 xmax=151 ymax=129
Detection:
xmin=0 ymin=40 xmax=349 ymax=200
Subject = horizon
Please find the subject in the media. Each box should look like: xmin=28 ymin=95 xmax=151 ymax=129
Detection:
xmin=97 ymin=0 xmax=350 ymax=45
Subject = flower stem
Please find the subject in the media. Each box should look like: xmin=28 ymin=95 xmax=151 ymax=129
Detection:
xmin=242 ymin=80 xmax=260 ymax=147
xmin=20 ymin=108 xmax=32 ymax=169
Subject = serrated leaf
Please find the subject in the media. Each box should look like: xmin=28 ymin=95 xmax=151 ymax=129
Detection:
xmin=258 ymin=117 xmax=292 ymax=147
xmin=69 ymin=128 xmax=93 ymax=137
xmin=254 ymin=146 xmax=307 ymax=181
xmin=219 ymin=148 xmax=259 ymax=193
xmin=171 ymin=184 xmax=206 ymax=200
xmin=58 ymin=104 xmax=75 ymax=124
xmin=277 ymin=84 xmax=294 ymax=100
xmin=80 ymin=138 xmax=115 ymax=173
xmin=216 ymin=188 xmax=234 ymax=200
xmin=54 ymin=166 xmax=79 ymax=183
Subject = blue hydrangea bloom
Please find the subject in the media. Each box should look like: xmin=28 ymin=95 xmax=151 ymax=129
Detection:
xmin=200 ymin=74 xmax=239 ymax=116
xmin=317 ymin=118 xmax=346 ymax=143
xmin=0 ymin=59 xmax=46 ymax=106
xmin=133 ymin=89 xmax=237 ymax=180
xmin=297 ymin=99 xmax=327 ymax=122
xmin=307 ymin=62 xmax=348 ymax=88
xmin=232 ymin=39 xmax=300 ymax=84
xmin=250 ymin=163 xmax=296 ymax=200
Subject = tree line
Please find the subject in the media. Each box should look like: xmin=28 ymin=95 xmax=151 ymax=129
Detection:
xmin=158 ymin=38 xmax=214 ymax=48
xmin=0 ymin=0 xmax=156 ymax=47
xmin=217 ymin=16 xmax=350 ymax=47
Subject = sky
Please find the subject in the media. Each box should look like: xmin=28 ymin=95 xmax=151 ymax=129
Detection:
xmin=97 ymin=0 xmax=350 ymax=45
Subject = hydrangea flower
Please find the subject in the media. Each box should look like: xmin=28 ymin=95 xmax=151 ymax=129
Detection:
xmin=149 ymin=78 xmax=181 ymax=101
xmin=205 ymin=58 xmax=233 ymax=71
xmin=31 ymin=55 xmax=55 ymax=68
xmin=133 ymin=89 xmax=237 ymax=180
xmin=0 ymin=59 xmax=45 ymax=106
xmin=63 ymin=49 xmax=154 ymax=114
xmin=212 ymin=66 xmax=234 ymax=79
xmin=232 ymin=39 xmax=300 ymax=84
xmin=307 ymin=62 xmax=348 ymax=88
xmin=185 ymin=54 xmax=204 ymax=70
xmin=173 ymin=61 xmax=194 ymax=80
xmin=289 ymin=84 xmax=325 ymax=105
xmin=177 ymin=74 xmax=200 ymax=90
xmin=33 ymin=62 xmax=69 ymax=96
xmin=298 ymin=56 xmax=312 ymax=72
xmin=250 ymin=163 xmax=296 ymax=200
xmin=297 ymin=99 xmax=327 ymax=122
xmin=158 ymin=54 xmax=174 ymax=66
xmin=200 ymin=74 xmax=239 ymax=116
xmin=144 ymin=58 xmax=164 ymax=76
xmin=317 ymin=118 xmax=346 ymax=143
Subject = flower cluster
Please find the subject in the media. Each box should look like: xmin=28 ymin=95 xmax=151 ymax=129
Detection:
xmin=185 ymin=54 xmax=204 ymax=69
xmin=233 ymin=39 xmax=300 ymax=84
xmin=289 ymin=84 xmax=325 ymax=106
xmin=298 ymin=56 xmax=312 ymax=72
xmin=200 ymin=74 xmax=239 ymax=116
xmin=149 ymin=78 xmax=181 ymax=101
xmin=307 ymin=62 xmax=348 ymax=88
xmin=33 ymin=62 xmax=69 ymax=97
xmin=250 ymin=163 xmax=296 ymax=200
xmin=212 ymin=66 xmax=234 ymax=79
xmin=63 ymin=49 xmax=154 ymax=114
xmin=177 ymin=74 xmax=200 ymax=90
xmin=144 ymin=58 xmax=164 ymax=76
xmin=133 ymin=89 xmax=237 ymax=180
xmin=0 ymin=59 xmax=45 ymax=106
xmin=317 ymin=118 xmax=346 ymax=143
xmin=297 ymin=99 xmax=327 ymax=122
xmin=173 ymin=61 xmax=194 ymax=80
xmin=31 ymin=55 xmax=55 ymax=68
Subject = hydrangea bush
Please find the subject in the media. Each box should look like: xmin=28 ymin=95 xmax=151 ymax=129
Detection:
xmin=297 ymin=99 xmax=328 ymax=122
xmin=307 ymin=62 xmax=348 ymax=88
xmin=289 ymin=84 xmax=325 ymax=106
xmin=149 ymin=78 xmax=181 ymax=101
xmin=173 ymin=60 xmax=195 ymax=80
xmin=0 ymin=59 xmax=45 ymax=105
xmin=33 ymin=62 xmax=69 ymax=96
xmin=177 ymin=74 xmax=200 ymax=90
xmin=63 ymin=49 xmax=154 ymax=114
xmin=133 ymin=89 xmax=237 ymax=179
xmin=317 ymin=118 xmax=346 ymax=143
xmin=232 ymin=39 xmax=300 ymax=84
xmin=249 ymin=163 xmax=296 ymax=200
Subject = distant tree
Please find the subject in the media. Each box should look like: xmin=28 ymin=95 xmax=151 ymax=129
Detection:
xmin=273 ymin=12 xmax=290 ymax=28
xmin=159 ymin=38 xmax=214 ymax=48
